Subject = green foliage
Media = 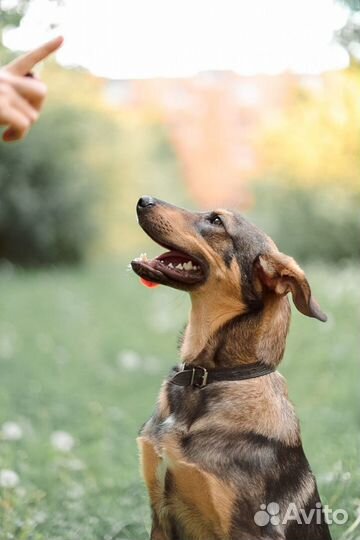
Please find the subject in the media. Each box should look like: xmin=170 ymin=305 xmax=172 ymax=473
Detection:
xmin=0 ymin=0 xmax=27 ymax=30
xmin=338 ymin=0 xmax=360 ymax=10
xmin=0 ymin=105 xmax=99 ymax=266
xmin=0 ymin=0 xmax=29 ymax=61
xmin=247 ymin=181 xmax=360 ymax=263
xmin=259 ymin=69 xmax=360 ymax=192
xmin=336 ymin=0 xmax=360 ymax=63
xmin=0 ymin=261 xmax=358 ymax=539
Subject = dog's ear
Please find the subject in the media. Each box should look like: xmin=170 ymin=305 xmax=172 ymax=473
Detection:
xmin=255 ymin=251 xmax=327 ymax=322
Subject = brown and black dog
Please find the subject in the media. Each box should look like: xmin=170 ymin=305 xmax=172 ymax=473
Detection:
xmin=131 ymin=196 xmax=332 ymax=540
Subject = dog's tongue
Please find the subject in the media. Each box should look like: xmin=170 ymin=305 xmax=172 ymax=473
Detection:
xmin=140 ymin=277 xmax=159 ymax=288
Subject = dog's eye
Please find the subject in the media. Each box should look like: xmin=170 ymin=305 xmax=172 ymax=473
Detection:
xmin=209 ymin=215 xmax=223 ymax=227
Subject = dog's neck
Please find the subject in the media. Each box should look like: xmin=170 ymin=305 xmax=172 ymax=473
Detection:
xmin=180 ymin=293 xmax=291 ymax=368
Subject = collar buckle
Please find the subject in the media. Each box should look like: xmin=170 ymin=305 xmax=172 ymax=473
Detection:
xmin=190 ymin=366 xmax=208 ymax=388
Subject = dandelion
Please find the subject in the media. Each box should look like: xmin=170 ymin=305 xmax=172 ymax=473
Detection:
xmin=1 ymin=421 xmax=23 ymax=441
xmin=51 ymin=431 xmax=75 ymax=452
xmin=0 ymin=469 xmax=19 ymax=488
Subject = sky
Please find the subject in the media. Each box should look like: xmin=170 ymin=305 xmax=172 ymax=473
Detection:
xmin=3 ymin=0 xmax=350 ymax=79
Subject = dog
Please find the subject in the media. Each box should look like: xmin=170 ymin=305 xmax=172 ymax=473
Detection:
xmin=131 ymin=196 xmax=332 ymax=540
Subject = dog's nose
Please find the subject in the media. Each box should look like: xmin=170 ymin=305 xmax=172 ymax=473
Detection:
xmin=137 ymin=196 xmax=155 ymax=209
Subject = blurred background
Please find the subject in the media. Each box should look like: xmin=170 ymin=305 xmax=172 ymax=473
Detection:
xmin=0 ymin=1 xmax=359 ymax=539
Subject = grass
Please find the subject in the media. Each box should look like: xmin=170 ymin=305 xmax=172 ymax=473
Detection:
xmin=0 ymin=260 xmax=358 ymax=540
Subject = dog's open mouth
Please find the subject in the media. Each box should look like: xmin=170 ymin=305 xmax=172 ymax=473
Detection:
xmin=131 ymin=248 xmax=206 ymax=287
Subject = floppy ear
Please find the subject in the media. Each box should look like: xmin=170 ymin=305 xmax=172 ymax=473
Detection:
xmin=255 ymin=251 xmax=327 ymax=322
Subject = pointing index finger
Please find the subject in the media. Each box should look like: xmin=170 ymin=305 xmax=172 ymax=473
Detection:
xmin=6 ymin=36 xmax=64 ymax=76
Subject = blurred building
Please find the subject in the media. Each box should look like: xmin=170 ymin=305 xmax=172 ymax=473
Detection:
xmin=105 ymin=71 xmax=322 ymax=209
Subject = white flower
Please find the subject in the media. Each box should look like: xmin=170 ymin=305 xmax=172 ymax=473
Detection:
xmin=51 ymin=431 xmax=75 ymax=452
xmin=1 ymin=421 xmax=23 ymax=441
xmin=117 ymin=350 xmax=141 ymax=370
xmin=0 ymin=469 xmax=19 ymax=488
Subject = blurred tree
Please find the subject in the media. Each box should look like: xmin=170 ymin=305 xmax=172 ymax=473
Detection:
xmin=337 ymin=0 xmax=360 ymax=63
xmin=253 ymin=68 xmax=360 ymax=263
xmin=98 ymin=114 xmax=185 ymax=257
xmin=259 ymin=70 xmax=360 ymax=192
xmin=248 ymin=181 xmax=360 ymax=263
xmin=339 ymin=0 xmax=360 ymax=8
xmin=0 ymin=0 xmax=26 ymax=31
xmin=0 ymin=1 xmax=99 ymax=266
xmin=0 ymin=0 xmax=28 ymax=61
xmin=0 ymin=104 xmax=100 ymax=265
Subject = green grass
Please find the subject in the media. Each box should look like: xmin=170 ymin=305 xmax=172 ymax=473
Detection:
xmin=0 ymin=261 xmax=358 ymax=540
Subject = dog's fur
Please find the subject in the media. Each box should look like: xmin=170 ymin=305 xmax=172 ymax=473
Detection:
xmin=131 ymin=197 xmax=332 ymax=540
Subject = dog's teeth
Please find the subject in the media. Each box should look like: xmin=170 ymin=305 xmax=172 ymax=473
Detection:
xmin=183 ymin=261 xmax=192 ymax=271
xmin=176 ymin=264 xmax=183 ymax=270
xmin=139 ymin=252 xmax=148 ymax=261
xmin=168 ymin=263 xmax=174 ymax=268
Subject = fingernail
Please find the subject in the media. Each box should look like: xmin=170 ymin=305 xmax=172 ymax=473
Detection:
xmin=4 ymin=129 xmax=17 ymax=140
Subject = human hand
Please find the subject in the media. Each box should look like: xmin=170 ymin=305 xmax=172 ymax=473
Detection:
xmin=0 ymin=36 xmax=63 ymax=142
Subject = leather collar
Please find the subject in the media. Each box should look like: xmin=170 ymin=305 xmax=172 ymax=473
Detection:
xmin=169 ymin=361 xmax=275 ymax=389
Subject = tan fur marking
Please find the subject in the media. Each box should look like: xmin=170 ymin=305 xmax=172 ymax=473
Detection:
xmin=255 ymin=295 xmax=291 ymax=367
xmin=181 ymin=257 xmax=246 ymax=363
xmin=157 ymin=382 xmax=170 ymax=418
xmin=139 ymin=435 xmax=236 ymax=539
xmin=164 ymin=438 xmax=236 ymax=539
xmin=137 ymin=436 xmax=163 ymax=511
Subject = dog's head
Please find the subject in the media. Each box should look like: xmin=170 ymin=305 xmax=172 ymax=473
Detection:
xmin=131 ymin=196 xmax=326 ymax=322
